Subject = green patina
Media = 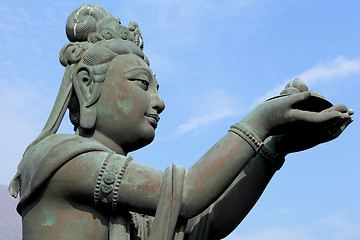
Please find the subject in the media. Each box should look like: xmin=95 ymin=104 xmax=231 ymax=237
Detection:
xmin=117 ymin=99 xmax=134 ymax=115
xmin=61 ymin=218 xmax=92 ymax=239
xmin=39 ymin=206 xmax=56 ymax=227
xmin=122 ymin=172 xmax=148 ymax=186
xmin=96 ymin=106 xmax=120 ymax=121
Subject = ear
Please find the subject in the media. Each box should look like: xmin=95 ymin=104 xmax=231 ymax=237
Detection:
xmin=71 ymin=65 xmax=97 ymax=129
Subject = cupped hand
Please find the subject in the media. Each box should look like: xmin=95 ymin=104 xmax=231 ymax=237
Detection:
xmin=265 ymin=104 xmax=354 ymax=155
xmin=256 ymin=78 xmax=354 ymax=155
xmin=241 ymin=91 xmax=350 ymax=139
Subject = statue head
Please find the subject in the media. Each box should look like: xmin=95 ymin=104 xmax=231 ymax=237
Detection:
xmin=9 ymin=4 xmax=165 ymax=196
xmin=61 ymin=5 xmax=165 ymax=153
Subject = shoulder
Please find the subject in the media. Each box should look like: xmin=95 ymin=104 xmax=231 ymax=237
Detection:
xmin=19 ymin=134 xmax=112 ymax=202
xmin=33 ymin=134 xmax=109 ymax=153
xmin=25 ymin=134 xmax=111 ymax=165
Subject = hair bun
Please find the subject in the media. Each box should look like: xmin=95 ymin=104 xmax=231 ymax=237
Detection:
xmin=66 ymin=5 xmax=112 ymax=42
xmin=59 ymin=42 xmax=88 ymax=66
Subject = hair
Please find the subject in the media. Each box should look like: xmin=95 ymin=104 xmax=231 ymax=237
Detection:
xmin=9 ymin=4 xmax=149 ymax=197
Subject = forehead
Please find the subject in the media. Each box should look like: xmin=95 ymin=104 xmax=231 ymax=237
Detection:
xmin=109 ymin=54 xmax=152 ymax=75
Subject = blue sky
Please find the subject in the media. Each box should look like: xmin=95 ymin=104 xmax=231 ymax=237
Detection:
xmin=0 ymin=1 xmax=359 ymax=239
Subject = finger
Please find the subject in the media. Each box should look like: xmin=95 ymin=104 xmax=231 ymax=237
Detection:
xmin=321 ymin=104 xmax=348 ymax=113
xmin=290 ymin=108 xmax=349 ymax=123
xmin=333 ymin=104 xmax=349 ymax=113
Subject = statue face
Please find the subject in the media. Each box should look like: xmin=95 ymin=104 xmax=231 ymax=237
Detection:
xmin=94 ymin=54 xmax=165 ymax=153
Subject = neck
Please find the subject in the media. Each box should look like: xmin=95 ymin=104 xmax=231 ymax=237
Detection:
xmin=78 ymin=128 xmax=127 ymax=156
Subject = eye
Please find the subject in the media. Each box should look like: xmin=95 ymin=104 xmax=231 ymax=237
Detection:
xmin=129 ymin=78 xmax=149 ymax=90
xmin=139 ymin=80 xmax=149 ymax=90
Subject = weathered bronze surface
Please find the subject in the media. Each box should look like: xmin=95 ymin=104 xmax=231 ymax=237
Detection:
xmin=9 ymin=4 xmax=353 ymax=240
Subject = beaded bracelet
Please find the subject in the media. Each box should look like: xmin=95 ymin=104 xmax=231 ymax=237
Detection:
xmin=94 ymin=152 xmax=114 ymax=206
xmin=112 ymin=156 xmax=132 ymax=211
xmin=258 ymin=144 xmax=285 ymax=171
xmin=229 ymin=123 xmax=263 ymax=153
xmin=94 ymin=152 xmax=132 ymax=209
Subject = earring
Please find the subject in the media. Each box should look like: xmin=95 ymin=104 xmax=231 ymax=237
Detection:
xmin=80 ymin=105 xmax=96 ymax=129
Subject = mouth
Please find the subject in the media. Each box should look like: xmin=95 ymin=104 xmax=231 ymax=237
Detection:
xmin=144 ymin=113 xmax=160 ymax=129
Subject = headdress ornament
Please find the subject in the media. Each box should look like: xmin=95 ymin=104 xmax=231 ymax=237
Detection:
xmin=66 ymin=4 xmax=144 ymax=50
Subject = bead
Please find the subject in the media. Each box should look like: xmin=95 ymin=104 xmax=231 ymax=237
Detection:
xmin=94 ymin=152 xmax=113 ymax=206
xmin=229 ymin=124 xmax=263 ymax=153
xmin=112 ymin=156 xmax=132 ymax=211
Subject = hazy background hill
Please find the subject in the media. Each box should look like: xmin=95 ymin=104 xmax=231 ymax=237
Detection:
xmin=0 ymin=185 xmax=21 ymax=240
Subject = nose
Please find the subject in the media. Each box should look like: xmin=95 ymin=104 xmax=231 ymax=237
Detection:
xmin=151 ymin=91 xmax=165 ymax=114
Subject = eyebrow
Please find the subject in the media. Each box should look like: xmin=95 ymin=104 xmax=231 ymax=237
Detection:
xmin=125 ymin=68 xmax=161 ymax=90
xmin=124 ymin=68 xmax=153 ymax=79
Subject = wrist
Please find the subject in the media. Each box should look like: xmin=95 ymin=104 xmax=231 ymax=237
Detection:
xmin=229 ymin=123 xmax=263 ymax=153
xmin=240 ymin=101 xmax=279 ymax=140
xmin=259 ymin=142 xmax=286 ymax=171
xmin=239 ymin=119 xmax=269 ymax=141
xmin=264 ymin=135 xmax=289 ymax=157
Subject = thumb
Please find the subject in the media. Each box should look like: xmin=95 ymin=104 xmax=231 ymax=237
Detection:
xmin=287 ymin=91 xmax=312 ymax=105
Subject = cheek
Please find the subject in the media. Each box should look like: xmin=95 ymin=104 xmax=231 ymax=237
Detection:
xmin=116 ymin=98 xmax=135 ymax=115
xmin=114 ymin=88 xmax=149 ymax=120
xmin=108 ymin=83 xmax=134 ymax=117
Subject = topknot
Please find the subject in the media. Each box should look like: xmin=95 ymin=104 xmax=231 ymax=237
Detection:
xmin=66 ymin=5 xmax=111 ymax=42
xmin=65 ymin=4 xmax=144 ymax=50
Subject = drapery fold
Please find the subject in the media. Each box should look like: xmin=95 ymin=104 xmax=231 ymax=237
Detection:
xmin=16 ymin=134 xmax=198 ymax=240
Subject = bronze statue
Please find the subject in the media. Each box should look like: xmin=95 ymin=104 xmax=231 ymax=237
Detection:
xmin=9 ymin=5 xmax=354 ymax=240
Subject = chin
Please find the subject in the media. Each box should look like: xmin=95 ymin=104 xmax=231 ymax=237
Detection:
xmin=125 ymin=132 xmax=155 ymax=153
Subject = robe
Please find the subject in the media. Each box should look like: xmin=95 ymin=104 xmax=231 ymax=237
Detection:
xmin=17 ymin=134 xmax=214 ymax=240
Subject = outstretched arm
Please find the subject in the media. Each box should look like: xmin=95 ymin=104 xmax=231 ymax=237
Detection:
xmin=179 ymin=91 xmax=352 ymax=219
xmin=185 ymin=140 xmax=279 ymax=239
xmin=186 ymin=105 xmax=353 ymax=239
xmin=53 ymin=92 xmax=352 ymax=219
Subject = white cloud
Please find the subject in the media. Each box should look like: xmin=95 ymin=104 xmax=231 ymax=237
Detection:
xmin=299 ymin=56 xmax=360 ymax=84
xmin=177 ymin=107 xmax=235 ymax=133
xmin=176 ymin=91 xmax=239 ymax=134
xmin=227 ymin=227 xmax=316 ymax=240
xmin=253 ymin=56 xmax=360 ymax=105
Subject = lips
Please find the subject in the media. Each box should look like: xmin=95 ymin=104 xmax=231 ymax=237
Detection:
xmin=144 ymin=113 xmax=160 ymax=129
